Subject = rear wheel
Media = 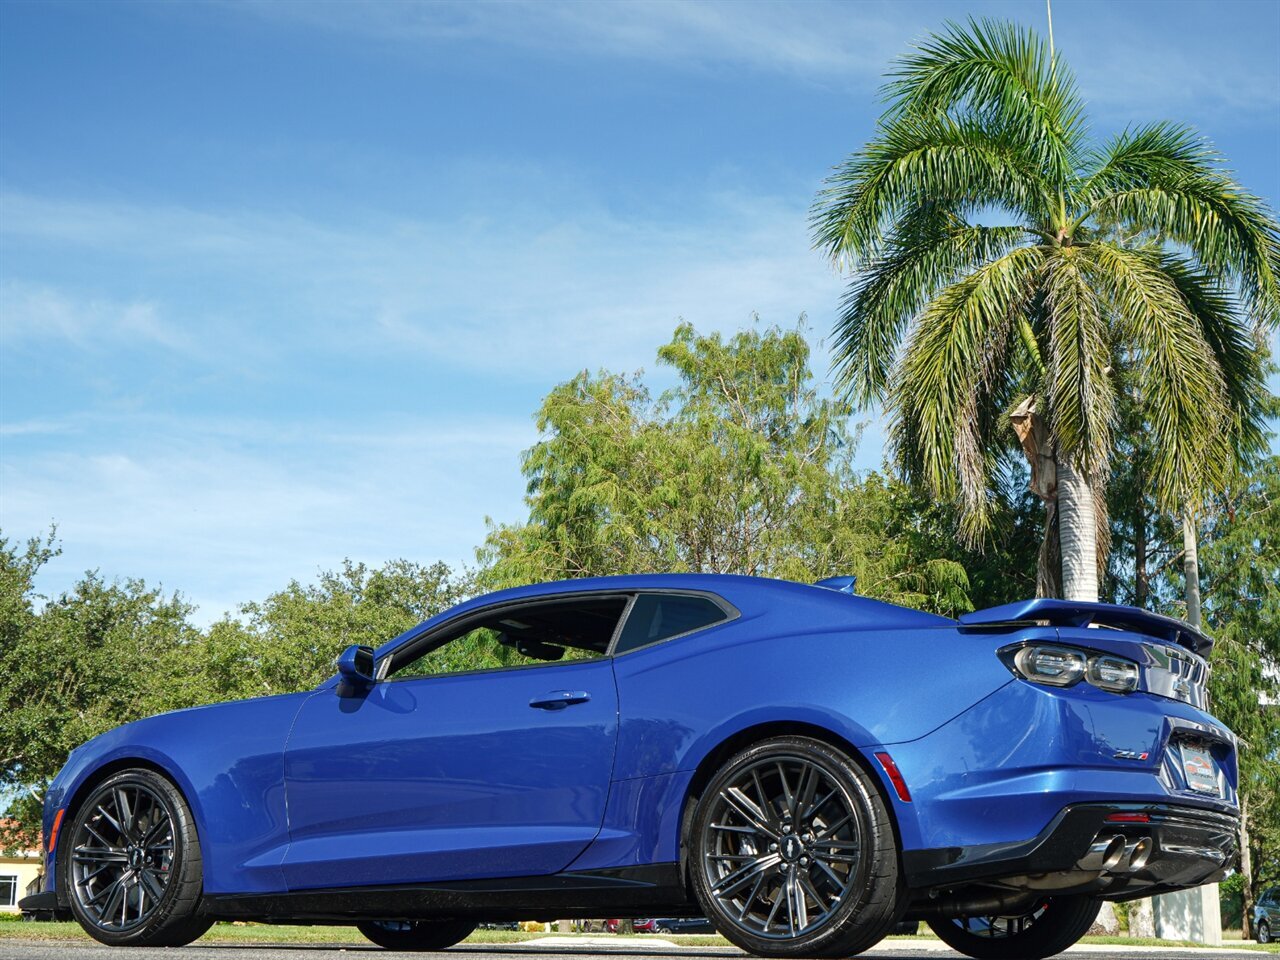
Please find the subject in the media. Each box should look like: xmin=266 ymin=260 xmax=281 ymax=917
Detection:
xmin=928 ymin=895 xmax=1101 ymax=960
xmin=689 ymin=736 xmax=903 ymax=958
xmin=63 ymin=769 xmax=212 ymax=947
xmin=357 ymin=918 xmax=476 ymax=951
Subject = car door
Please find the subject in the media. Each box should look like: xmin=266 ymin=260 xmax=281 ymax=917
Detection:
xmin=280 ymin=600 xmax=621 ymax=891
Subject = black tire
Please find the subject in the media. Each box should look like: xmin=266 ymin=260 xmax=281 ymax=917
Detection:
xmin=62 ymin=768 xmax=212 ymax=947
xmin=357 ymin=919 xmax=476 ymax=951
xmin=688 ymin=736 xmax=904 ymax=958
xmin=927 ymin=895 xmax=1102 ymax=960
xmin=1258 ymin=920 xmax=1271 ymax=944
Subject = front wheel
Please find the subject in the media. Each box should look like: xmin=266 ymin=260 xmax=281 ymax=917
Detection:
xmin=928 ymin=896 xmax=1102 ymax=960
xmin=689 ymin=736 xmax=904 ymax=958
xmin=63 ymin=769 xmax=212 ymax=947
xmin=1258 ymin=920 xmax=1271 ymax=944
xmin=357 ymin=919 xmax=476 ymax=951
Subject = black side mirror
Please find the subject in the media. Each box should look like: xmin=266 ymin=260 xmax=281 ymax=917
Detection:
xmin=335 ymin=644 xmax=377 ymax=687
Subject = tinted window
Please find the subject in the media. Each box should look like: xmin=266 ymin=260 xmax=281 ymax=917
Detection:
xmin=389 ymin=596 xmax=628 ymax=680
xmin=614 ymin=594 xmax=728 ymax=654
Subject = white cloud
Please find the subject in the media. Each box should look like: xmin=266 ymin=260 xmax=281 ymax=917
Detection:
xmin=225 ymin=0 xmax=1280 ymax=122
xmin=0 ymin=281 xmax=189 ymax=353
xmin=0 ymin=412 xmax=536 ymax=624
xmin=0 ymin=189 xmax=878 ymax=621
xmin=233 ymin=0 xmax=904 ymax=87
xmin=0 ymin=190 xmax=848 ymax=382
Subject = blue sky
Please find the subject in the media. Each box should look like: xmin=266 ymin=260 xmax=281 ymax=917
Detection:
xmin=2 ymin=0 xmax=1278 ymax=622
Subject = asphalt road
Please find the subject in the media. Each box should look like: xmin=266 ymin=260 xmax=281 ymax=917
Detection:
xmin=0 ymin=942 xmax=1268 ymax=960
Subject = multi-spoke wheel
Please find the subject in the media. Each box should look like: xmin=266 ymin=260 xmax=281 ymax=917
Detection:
xmin=357 ymin=918 xmax=476 ymax=951
xmin=928 ymin=895 xmax=1102 ymax=960
xmin=689 ymin=736 xmax=903 ymax=958
xmin=63 ymin=769 xmax=211 ymax=947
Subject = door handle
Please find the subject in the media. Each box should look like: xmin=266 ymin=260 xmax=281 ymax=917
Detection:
xmin=529 ymin=690 xmax=591 ymax=710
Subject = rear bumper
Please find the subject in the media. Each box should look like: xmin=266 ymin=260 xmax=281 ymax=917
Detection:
xmin=903 ymin=801 xmax=1237 ymax=899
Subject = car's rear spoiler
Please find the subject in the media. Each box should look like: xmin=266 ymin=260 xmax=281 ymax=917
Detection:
xmin=958 ymin=599 xmax=1213 ymax=658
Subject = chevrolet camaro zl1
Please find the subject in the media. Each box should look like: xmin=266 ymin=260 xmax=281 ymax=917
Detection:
xmin=22 ymin=574 xmax=1237 ymax=958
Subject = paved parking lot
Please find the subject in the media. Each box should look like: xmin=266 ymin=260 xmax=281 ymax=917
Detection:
xmin=0 ymin=940 xmax=1270 ymax=960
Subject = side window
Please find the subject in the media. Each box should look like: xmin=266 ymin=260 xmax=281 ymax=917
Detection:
xmin=614 ymin=593 xmax=729 ymax=654
xmin=0 ymin=874 xmax=15 ymax=908
xmin=388 ymin=596 xmax=628 ymax=681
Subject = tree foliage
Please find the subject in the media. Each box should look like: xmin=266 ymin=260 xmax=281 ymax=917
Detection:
xmin=482 ymin=321 xmax=980 ymax=614
xmin=812 ymin=18 xmax=1278 ymax=544
xmin=0 ymin=545 xmax=469 ymax=846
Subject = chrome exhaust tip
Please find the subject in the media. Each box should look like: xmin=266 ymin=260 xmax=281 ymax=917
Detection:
xmin=1077 ymin=834 xmax=1126 ymax=872
xmin=1122 ymin=837 xmax=1152 ymax=872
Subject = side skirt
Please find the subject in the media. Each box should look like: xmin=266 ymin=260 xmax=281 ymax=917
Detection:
xmin=201 ymin=863 xmax=695 ymax=923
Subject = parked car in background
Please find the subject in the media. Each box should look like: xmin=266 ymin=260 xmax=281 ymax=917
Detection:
xmin=22 ymin=574 xmax=1239 ymax=959
xmin=1255 ymin=887 xmax=1278 ymax=944
xmin=605 ymin=918 xmax=657 ymax=933
xmin=652 ymin=917 xmax=716 ymax=934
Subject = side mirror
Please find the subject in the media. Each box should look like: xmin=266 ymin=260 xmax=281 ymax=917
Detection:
xmin=335 ymin=644 xmax=377 ymax=687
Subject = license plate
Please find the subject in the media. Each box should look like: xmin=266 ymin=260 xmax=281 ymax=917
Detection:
xmin=1180 ymin=743 xmax=1219 ymax=794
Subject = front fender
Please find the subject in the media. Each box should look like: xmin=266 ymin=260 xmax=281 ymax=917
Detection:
xmin=45 ymin=691 xmax=309 ymax=896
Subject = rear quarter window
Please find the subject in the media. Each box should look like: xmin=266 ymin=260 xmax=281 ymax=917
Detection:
xmin=614 ymin=593 xmax=729 ymax=654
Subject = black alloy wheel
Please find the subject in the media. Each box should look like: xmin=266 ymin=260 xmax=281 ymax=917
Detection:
xmin=357 ymin=918 xmax=477 ymax=951
xmin=689 ymin=736 xmax=903 ymax=958
xmin=64 ymin=769 xmax=211 ymax=946
xmin=928 ymin=895 xmax=1103 ymax=960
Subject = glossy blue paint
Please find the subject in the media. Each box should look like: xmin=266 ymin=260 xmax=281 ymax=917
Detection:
xmin=41 ymin=573 xmax=1239 ymax=904
xmin=44 ymin=692 xmax=309 ymax=895
xmin=282 ymin=657 xmax=618 ymax=889
xmin=960 ymin=597 xmax=1214 ymax=656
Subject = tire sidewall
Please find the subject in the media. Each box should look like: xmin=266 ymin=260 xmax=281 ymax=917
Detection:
xmin=1259 ymin=921 xmax=1271 ymax=944
xmin=928 ymin=895 xmax=1102 ymax=960
xmin=357 ymin=918 xmax=476 ymax=950
xmin=62 ymin=769 xmax=203 ymax=946
xmin=688 ymin=736 xmax=903 ymax=957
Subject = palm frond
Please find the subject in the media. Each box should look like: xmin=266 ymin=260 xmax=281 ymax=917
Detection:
xmin=1159 ymin=254 xmax=1270 ymax=463
xmin=811 ymin=111 xmax=1052 ymax=264
xmin=832 ymin=213 xmax=1030 ymax=404
xmin=885 ymin=17 xmax=1087 ymax=187
xmin=888 ymin=245 xmax=1044 ymax=526
xmin=1084 ymin=243 xmax=1235 ymax=505
xmin=1041 ymin=249 xmax=1114 ymax=474
xmin=1080 ymin=123 xmax=1280 ymax=325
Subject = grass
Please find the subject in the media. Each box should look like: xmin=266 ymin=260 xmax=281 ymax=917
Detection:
xmin=1 ymin=921 xmax=1276 ymax=952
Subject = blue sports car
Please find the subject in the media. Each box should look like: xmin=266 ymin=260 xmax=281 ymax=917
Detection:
xmin=23 ymin=574 xmax=1237 ymax=958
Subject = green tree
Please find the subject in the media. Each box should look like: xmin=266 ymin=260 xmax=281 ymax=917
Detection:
xmin=1 ymin=531 xmax=199 ymax=847
xmin=163 ymin=559 xmax=473 ymax=707
xmin=811 ymin=18 xmax=1278 ymax=603
xmin=483 ymin=321 xmax=977 ymax=615
xmin=1192 ymin=457 xmax=1280 ymax=935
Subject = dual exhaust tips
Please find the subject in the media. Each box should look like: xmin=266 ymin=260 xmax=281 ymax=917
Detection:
xmin=1077 ymin=834 xmax=1152 ymax=874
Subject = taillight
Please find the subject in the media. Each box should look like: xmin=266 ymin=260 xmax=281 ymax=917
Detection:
xmin=1087 ymin=655 xmax=1141 ymax=693
xmin=1013 ymin=645 xmax=1086 ymax=686
xmin=1001 ymin=643 xmax=1139 ymax=695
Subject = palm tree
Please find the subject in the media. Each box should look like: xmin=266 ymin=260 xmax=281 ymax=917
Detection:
xmin=812 ymin=19 xmax=1279 ymax=601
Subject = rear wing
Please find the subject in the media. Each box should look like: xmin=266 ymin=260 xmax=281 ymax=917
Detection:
xmin=959 ymin=598 xmax=1213 ymax=658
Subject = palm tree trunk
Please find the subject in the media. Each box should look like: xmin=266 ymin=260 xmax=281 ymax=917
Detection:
xmin=1057 ymin=457 xmax=1099 ymax=602
xmin=1134 ymin=480 xmax=1148 ymax=607
xmin=1183 ymin=512 xmax=1202 ymax=627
